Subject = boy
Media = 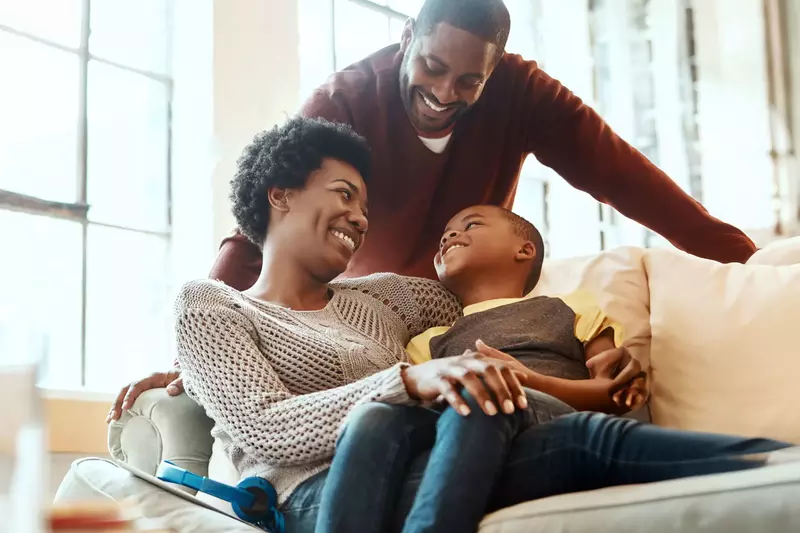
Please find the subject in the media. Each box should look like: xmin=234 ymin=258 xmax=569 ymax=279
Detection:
xmin=406 ymin=204 xmax=646 ymax=413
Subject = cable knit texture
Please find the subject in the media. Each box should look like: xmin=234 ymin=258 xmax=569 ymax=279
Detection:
xmin=173 ymin=273 xmax=461 ymax=503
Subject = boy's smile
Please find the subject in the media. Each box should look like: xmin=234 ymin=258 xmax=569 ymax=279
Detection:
xmin=434 ymin=205 xmax=541 ymax=299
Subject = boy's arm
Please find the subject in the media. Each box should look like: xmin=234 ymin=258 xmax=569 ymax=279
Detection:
xmin=522 ymin=372 xmax=625 ymax=414
xmin=476 ymin=336 xmax=628 ymax=414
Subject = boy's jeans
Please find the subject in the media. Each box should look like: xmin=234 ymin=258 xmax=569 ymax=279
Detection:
xmin=283 ymin=389 xmax=789 ymax=533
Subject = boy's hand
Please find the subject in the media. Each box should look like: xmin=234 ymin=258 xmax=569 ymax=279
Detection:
xmin=474 ymin=339 xmax=528 ymax=375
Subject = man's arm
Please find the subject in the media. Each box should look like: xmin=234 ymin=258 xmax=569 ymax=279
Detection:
xmin=299 ymin=86 xmax=354 ymax=125
xmin=524 ymin=66 xmax=756 ymax=263
xmin=208 ymin=230 xmax=262 ymax=292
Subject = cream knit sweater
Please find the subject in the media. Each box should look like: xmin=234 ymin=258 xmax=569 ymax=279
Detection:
xmin=173 ymin=273 xmax=461 ymax=503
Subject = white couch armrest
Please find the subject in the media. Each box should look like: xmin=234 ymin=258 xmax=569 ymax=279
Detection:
xmin=108 ymin=389 xmax=214 ymax=482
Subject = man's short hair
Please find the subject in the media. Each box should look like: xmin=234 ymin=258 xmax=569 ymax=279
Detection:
xmin=496 ymin=207 xmax=545 ymax=293
xmin=415 ymin=0 xmax=511 ymax=55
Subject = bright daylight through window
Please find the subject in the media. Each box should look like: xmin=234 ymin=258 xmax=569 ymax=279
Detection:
xmin=0 ymin=0 xmax=173 ymax=392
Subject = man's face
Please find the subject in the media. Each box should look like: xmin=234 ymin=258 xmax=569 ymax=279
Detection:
xmin=434 ymin=206 xmax=530 ymax=292
xmin=399 ymin=22 xmax=499 ymax=134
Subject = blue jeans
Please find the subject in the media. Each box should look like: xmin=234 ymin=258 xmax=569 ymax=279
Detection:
xmin=282 ymin=391 xmax=790 ymax=533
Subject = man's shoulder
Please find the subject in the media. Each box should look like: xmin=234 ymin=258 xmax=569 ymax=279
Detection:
xmin=482 ymin=54 xmax=563 ymax=110
xmin=489 ymin=53 xmax=540 ymax=87
xmin=300 ymin=45 xmax=400 ymax=122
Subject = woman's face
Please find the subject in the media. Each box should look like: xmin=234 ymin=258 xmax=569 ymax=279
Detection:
xmin=279 ymin=158 xmax=369 ymax=281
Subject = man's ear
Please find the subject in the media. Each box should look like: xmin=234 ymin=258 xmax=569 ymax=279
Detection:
xmin=515 ymin=241 xmax=536 ymax=263
xmin=399 ymin=18 xmax=414 ymax=52
xmin=267 ymin=187 xmax=291 ymax=212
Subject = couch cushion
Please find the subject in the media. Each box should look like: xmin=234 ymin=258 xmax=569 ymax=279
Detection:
xmin=644 ymin=248 xmax=800 ymax=443
xmin=531 ymin=247 xmax=651 ymax=370
xmin=479 ymin=462 xmax=800 ymax=533
xmin=108 ymin=389 xmax=215 ymax=483
xmin=747 ymin=236 xmax=800 ymax=266
xmin=54 ymin=458 xmax=257 ymax=533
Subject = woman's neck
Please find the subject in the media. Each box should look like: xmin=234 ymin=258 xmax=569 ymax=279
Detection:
xmin=244 ymin=242 xmax=331 ymax=311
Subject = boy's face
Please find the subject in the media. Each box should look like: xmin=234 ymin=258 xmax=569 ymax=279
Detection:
xmin=434 ymin=206 xmax=533 ymax=292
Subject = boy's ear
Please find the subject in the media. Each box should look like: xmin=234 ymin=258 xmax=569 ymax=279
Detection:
xmin=267 ymin=187 xmax=291 ymax=212
xmin=515 ymin=241 xmax=536 ymax=263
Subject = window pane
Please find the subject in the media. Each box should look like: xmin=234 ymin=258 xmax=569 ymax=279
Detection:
xmin=0 ymin=34 xmax=79 ymax=203
xmin=0 ymin=211 xmax=82 ymax=388
xmin=89 ymin=0 xmax=170 ymax=74
xmin=389 ymin=17 xmax=406 ymax=43
xmin=87 ymin=61 xmax=169 ymax=232
xmin=0 ymin=0 xmax=82 ymax=47
xmin=84 ymin=225 xmax=170 ymax=391
xmin=334 ymin=0 xmax=393 ymax=68
xmin=387 ymin=1 xmax=424 ymax=17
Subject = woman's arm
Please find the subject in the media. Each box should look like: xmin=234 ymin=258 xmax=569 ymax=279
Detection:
xmin=175 ymin=303 xmax=412 ymax=467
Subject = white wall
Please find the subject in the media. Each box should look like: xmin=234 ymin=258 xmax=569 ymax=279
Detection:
xmin=171 ymin=0 xmax=215 ymax=286
xmin=211 ymin=0 xmax=302 ymax=247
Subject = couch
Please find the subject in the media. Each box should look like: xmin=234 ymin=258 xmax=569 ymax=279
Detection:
xmin=54 ymin=242 xmax=800 ymax=532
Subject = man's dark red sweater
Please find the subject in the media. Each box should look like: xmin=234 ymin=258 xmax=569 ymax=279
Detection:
xmin=210 ymin=45 xmax=755 ymax=291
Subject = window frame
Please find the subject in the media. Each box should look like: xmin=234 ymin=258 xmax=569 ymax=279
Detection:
xmin=331 ymin=0 xmax=415 ymax=70
xmin=0 ymin=0 xmax=173 ymax=388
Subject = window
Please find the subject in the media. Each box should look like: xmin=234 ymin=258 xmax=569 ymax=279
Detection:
xmin=0 ymin=0 xmax=172 ymax=391
xmin=299 ymin=0 xmax=423 ymax=102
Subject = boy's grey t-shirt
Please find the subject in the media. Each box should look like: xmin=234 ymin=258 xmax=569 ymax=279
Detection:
xmin=429 ymin=296 xmax=591 ymax=381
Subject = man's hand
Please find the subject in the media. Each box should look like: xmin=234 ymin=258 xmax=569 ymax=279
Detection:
xmin=587 ymin=347 xmax=649 ymax=410
xmin=403 ymin=343 xmax=527 ymax=417
xmin=611 ymin=375 xmax=648 ymax=411
xmin=106 ymin=370 xmax=184 ymax=423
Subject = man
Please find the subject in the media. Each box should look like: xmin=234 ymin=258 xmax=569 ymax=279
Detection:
xmin=211 ymin=0 xmax=755 ymax=292
xmin=108 ymin=0 xmax=753 ymax=417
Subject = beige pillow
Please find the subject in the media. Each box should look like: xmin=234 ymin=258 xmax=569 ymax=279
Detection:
xmin=747 ymin=236 xmax=800 ymax=266
xmin=530 ymin=246 xmax=651 ymax=368
xmin=645 ymin=248 xmax=800 ymax=443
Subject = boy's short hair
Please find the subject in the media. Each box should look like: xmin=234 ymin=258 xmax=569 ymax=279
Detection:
xmin=496 ymin=207 xmax=545 ymax=293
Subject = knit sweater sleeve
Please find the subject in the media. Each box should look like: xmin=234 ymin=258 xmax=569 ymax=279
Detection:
xmin=522 ymin=64 xmax=756 ymax=264
xmin=174 ymin=283 xmax=411 ymax=467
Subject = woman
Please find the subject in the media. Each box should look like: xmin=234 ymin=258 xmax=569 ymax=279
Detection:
xmin=174 ymin=117 xmax=795 ymax=533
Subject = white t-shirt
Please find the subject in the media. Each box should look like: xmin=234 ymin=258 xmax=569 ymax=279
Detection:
xmin=418 ymin=133 xmax=453 ymax=154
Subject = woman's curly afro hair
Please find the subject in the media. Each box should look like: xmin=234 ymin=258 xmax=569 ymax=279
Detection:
xmin=230 ymin=116 xmax=372 ymax=246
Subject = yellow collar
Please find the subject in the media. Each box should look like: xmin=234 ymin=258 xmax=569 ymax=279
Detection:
xmin=462 ymin=298 xmax=525 ymax=317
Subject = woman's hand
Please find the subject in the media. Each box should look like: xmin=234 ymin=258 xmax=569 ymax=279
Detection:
xmin=106 ymin=370 xmax=184 ymax=423
xmin=402 ymin=345 xmax=527 ymax=417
